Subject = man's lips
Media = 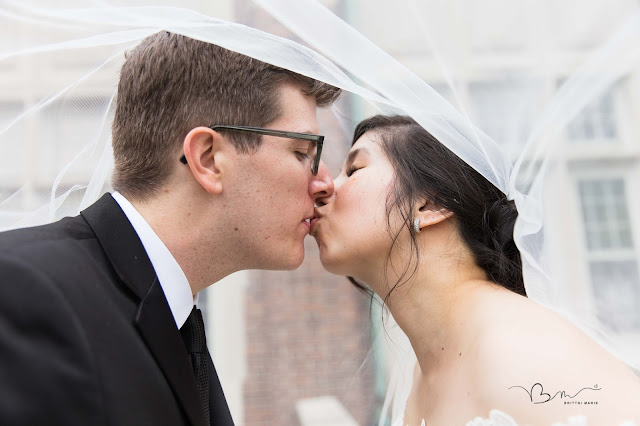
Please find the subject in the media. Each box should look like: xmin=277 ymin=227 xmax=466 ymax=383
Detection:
xmin=302 ymin=212 xmax=315 ymax=232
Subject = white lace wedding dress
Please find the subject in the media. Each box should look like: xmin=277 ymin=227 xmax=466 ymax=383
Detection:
xmin=396 ymin=410 xmax=638 ymax=426
xmin=462 ymin=409 xmax=638 ymax=426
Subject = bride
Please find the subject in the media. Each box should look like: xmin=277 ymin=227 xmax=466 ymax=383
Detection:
xmin=310 ymin=114 xmax=640 ymax=425
xmin=4 ymin=1 xmax=640 ymax=424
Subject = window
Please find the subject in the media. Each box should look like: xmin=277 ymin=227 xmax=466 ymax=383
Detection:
xmin=578 ymin=178 xmax=640 ymax=331
xmin=0 ymin=101 xmax=25 ymax=189
xmin=566 ymin=85 xmax=617 ymax=142
xmin=579 ymin=179 xmax=632 ymax=250
xmin=41 ymin=96 xmax=112 ymax=180
xmin=469 ymin=80 xmax=538 ymax=149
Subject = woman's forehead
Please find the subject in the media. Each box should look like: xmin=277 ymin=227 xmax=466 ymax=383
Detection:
xmin=351 ymin=131 xmax=381 ymax=150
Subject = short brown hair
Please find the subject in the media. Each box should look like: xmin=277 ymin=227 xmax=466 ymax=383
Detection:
xmin=112 ymin=31 xmax=341 ymax=199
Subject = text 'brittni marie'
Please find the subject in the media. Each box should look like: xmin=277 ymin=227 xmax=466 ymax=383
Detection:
xmin=508 ymin=382 xmax=602 ymax=404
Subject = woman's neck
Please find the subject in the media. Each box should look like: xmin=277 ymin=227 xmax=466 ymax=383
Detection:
xmin=359 ymin=228 xmax=492 ymax=378
xmin=387 ymin=270 xmax=489 ymax=377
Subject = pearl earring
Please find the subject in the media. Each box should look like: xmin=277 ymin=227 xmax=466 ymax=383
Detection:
xmin=413 ymin=218 xmax=421 ymax=233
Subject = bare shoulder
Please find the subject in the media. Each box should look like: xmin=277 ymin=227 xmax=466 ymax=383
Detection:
xmin=466 ymin=289 xmax=640 ymax=424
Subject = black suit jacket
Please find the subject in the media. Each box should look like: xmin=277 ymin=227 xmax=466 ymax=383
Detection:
xmin=0 ymin=194 xmax=235 ymax=426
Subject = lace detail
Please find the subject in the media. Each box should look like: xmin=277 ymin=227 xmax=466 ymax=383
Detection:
xmin=463 ymin=410 xmax=638 ymax=426
xmin=465 ymin=409 xmax=518 ymax=426
xmin=396 ymin=410 xmax=639 ymax=426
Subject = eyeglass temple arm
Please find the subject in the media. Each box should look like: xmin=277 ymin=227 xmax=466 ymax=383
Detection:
xmin=209 ymin=125 xmax=323 ymax=142
xmin=180 ymin=126 xmax=324 ymax=166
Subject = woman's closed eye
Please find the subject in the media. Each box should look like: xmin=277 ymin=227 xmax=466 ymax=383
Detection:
xmin=346 ymin=165 xmax=362 ymax=177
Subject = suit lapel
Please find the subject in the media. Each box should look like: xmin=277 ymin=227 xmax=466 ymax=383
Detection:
xmin=206 ymin=351 xmax=235 ymax=426
xmin=81 ymin=194 xmax=207 ymax=426
xmin=136 ymin=278 xmax=208 ymax=426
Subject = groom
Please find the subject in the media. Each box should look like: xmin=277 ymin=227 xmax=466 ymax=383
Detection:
xmin=0 ymin=32 xmax=338 ymax=426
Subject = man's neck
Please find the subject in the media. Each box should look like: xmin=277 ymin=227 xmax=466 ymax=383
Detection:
xmin=128 ymin=190 xmax=240 ymax=295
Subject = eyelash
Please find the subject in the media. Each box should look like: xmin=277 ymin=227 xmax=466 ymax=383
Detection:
xmin=295 ymin=151 xmax=310 ymax=161
xmin=346 ymin=166 xmax=361 ymax=177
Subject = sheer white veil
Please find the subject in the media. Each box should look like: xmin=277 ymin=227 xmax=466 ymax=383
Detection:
xmin=2 ymin=0 xmax=639 ymax=424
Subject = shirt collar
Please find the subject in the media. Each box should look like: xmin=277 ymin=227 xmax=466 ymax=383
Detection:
xmin=112 ymin=191 xmax=197 ymax=329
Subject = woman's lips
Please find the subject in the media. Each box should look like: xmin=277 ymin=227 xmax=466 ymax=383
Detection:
xmin=310 ymin=217 xmax=320 ymax=233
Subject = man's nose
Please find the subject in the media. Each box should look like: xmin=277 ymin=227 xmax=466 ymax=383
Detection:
xmin=309 ymin=161 xmax=334 ymax=200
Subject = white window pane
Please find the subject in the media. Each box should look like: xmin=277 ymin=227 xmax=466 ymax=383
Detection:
xmin=566 ymin=85 xmax=618 ymax=142
xmin=40 ymin=97 xmax=111 ymax=182
xmin=579 ymin=179 xmax=633 ymax=251
xmin=621 ymin=231 xmax=633 ymax=248
xmin=590 ymin=260 xmax=640 ymax=332
xmin=469 ymin=80 xmax=539 ymax=147
xmin=0 ymin=102 xmax=25 ymax=186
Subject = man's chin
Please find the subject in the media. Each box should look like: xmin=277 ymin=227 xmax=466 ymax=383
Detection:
xmin=282 ymin=257 xmax=304 ymax=271
xmin=268 ymin=247 xmax=305 ymax=271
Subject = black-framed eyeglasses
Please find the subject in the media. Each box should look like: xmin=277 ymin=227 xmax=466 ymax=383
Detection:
xmin=179 ymin=125 xmax=325 ymax=175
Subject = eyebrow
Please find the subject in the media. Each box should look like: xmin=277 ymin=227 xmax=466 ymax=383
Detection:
xmin=346 ymin=147 xmax=370 ymax=165
xmin=288 ymin=138 xmax=314 ymax=148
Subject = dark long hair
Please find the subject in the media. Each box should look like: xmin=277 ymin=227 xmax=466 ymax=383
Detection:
xmin=348 ymin=115 xmax=526 ymax=304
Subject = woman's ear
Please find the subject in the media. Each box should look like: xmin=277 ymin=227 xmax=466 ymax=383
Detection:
xmin=181 ymin=126 xmax=230 ymax=195
xmin=414 ymin=197 xmax=454 ymax=232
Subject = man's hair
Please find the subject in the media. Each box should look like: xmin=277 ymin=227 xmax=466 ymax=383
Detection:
xmin=112 ymin=31 xmax=341 ymax=200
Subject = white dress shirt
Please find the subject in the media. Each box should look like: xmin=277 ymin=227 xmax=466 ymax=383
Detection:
xmin=112 ymin=191 xmax=197 ymax=329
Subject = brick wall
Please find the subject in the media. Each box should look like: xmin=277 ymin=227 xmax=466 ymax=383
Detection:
xmin=243 ymin=237 xmax=378 ymax=425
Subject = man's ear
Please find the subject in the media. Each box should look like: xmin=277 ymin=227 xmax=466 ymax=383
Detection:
xmin=414 ymin=197 xmax=454 ymax=232
xmin=182 ymin=126 xmax=230 ymax=195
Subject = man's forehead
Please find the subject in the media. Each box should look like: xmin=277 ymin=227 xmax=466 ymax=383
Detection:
xmin=270 ymin=85 xmax=319 ymax=131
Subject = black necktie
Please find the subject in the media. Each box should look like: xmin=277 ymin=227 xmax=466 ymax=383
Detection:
xmin=180 ymin=307 xmax=210 ymax=425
